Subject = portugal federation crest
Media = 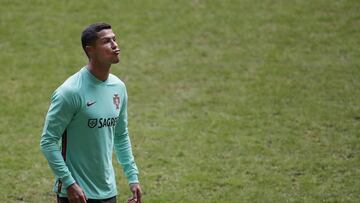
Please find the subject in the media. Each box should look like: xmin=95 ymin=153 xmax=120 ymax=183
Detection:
xmin=113 ymin=94 xmax=120 ymax=110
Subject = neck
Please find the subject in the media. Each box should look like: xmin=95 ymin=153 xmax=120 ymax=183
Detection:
xmin=87 ymin=59 xmax=111 ymax=81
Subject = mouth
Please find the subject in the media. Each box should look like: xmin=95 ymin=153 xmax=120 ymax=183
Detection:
xmin=113 ymin=49 xmax=120 ymax=55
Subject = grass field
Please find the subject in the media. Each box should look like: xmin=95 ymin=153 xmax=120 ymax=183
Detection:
xmin=0 ymin=0 xmax=359 ymax=202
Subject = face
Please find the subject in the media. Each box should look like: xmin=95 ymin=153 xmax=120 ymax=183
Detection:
xmin=87 ymin=29 xmax=120 ymax=64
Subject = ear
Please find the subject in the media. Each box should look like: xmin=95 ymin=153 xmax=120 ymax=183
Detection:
xmin=85 ymin=45 xmax=95 ymax=58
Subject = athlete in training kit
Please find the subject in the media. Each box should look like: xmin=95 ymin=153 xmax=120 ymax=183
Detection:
xmin=40 ymin=23 xmax=142 ymax=203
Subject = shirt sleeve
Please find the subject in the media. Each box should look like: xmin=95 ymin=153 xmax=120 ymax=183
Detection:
xmin=114 ymin=85 xmax=139 ymax=184
xmin=40 ymin=88 xmax=77 ymax=189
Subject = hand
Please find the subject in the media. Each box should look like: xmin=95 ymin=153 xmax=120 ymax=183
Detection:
xmin=127 ymin=183 xmax=142 ymax=203
xmin=66 ymin=183 xmax=87 ymax=203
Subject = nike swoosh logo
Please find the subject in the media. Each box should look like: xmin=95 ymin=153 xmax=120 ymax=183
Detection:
xmin=87 ymin=101 xmax=96 ymax=107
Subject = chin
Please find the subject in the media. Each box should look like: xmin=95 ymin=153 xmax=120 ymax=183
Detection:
xmin=110 ymin=57 xmax=120 ymax=64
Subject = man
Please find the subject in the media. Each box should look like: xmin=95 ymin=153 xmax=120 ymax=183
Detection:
xmin=40 ymin=23 xmax=142 ymax=203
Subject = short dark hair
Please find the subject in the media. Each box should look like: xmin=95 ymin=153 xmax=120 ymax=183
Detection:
xmin=81 ymin=23 xmax=112 ymax=57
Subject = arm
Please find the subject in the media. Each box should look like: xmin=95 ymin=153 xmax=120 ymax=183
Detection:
xmin=40 ymin=89 xmax=76 ymax=190
xmin=41 ymin=89 xmax=87 ymax=202
xmin=114 ymin=87 xmax=140 ymax=184
xmin=114 ymin=87 xmax=142 ymax=203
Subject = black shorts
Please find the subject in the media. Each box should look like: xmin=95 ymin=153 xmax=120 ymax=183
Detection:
xmin=57 ymin=196 xmax=116 ymax=203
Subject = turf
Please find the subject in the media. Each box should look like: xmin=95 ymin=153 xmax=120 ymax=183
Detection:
xmin=0 ymin=0 xmax=359 ymax=202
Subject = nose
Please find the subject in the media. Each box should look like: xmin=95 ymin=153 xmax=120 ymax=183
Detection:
xmin=111 ymin=40 xmax=118 ymax=49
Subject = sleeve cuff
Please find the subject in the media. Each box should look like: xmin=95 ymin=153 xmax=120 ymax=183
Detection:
xmin=62 ymin=174 xmax=75 ymax=188
xmin=128 ymin=174 xmax=139 ymax=184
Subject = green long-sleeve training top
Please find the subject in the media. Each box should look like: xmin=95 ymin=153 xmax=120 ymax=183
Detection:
xmin=40 ymin=67 xmax=139 ymax=199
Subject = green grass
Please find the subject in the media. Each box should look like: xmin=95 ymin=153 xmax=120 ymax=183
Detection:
xmin=0 ymin=0 xmax=359 ymax=202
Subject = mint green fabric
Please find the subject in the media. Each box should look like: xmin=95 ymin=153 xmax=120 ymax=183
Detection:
xmin=40 ymin=67 xmax=139 ymax=199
